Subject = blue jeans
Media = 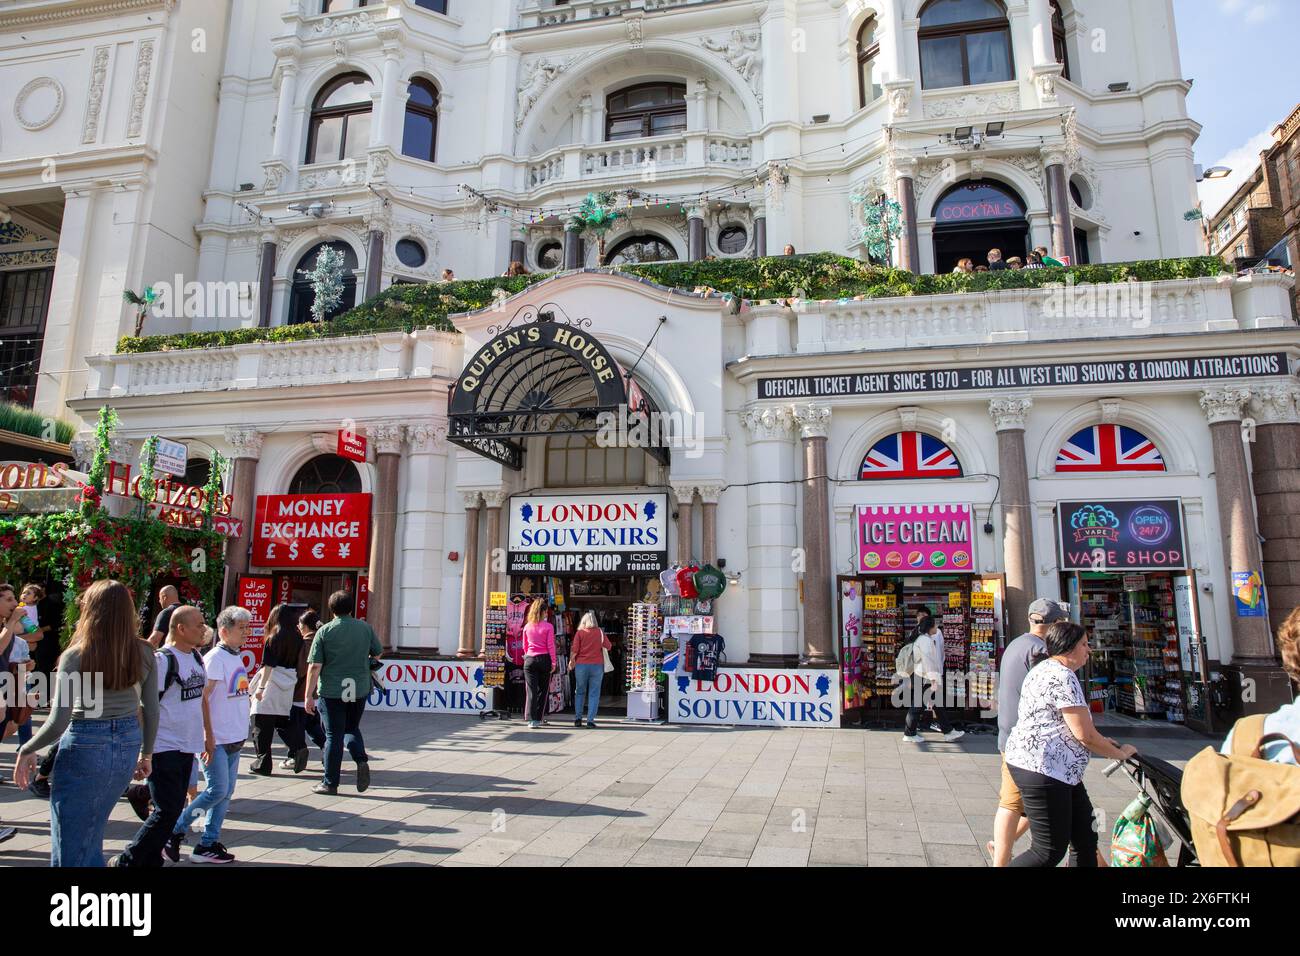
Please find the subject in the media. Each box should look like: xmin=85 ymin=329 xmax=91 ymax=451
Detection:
xmin=174 ymin=744 xmax=241 ymax=846
xmin=573 ymin=664 xmax=604 ymax=721
xmin=49 ymin=716 xmax=142 ymax=867
xmin=320 ymin=697 xmax=367 ymax=789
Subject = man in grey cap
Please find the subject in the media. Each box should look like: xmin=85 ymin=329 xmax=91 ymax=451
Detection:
xmin=989 ymin=597 xmax=1070 ymax=866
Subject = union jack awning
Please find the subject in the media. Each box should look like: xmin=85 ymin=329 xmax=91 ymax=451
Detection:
xmin=1055 ymin=424 xmax=1166 ymax=473
xmin=860 ymin=431 xmax=963 ymax=480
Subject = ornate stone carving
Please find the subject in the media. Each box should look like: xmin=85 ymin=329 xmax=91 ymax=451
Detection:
xmin=1249 ymin=384 xmax=1300 ymax=426
xmin=70 ymin=437 xmax=95 ymax=472
xmin=1005 ymin=152 xmax=1046 ymax=194
xmin=516 ymin=58 xmax=568 ymax=130
xmin=700 ymin=30 xmax=762 ymax=106
xmin=793 ymin=404 xmax=831 ymax=440
xmin=261 ymin=161 xmax=288 ymax=193
xmin=82 ymin=46 xmax=110 ymax=143
xmin=741 ymin=405 xmax=795 ymax=441
xmin=461 ymin=491 xmax=483 ymax=511
xmin=1041 ymin=146 xmax=1069 ymax=170
xmin=481 ymin=489 xmax=508 ymax=509
xmin=989 ymin=396 xmax=1033 ymax=431
xmin=15 ymin=76 xmax=64 ymax=131
xmin=923 ymin=90 xmax=1017 ymax=120
xmin=1099 ymin=398 xmax=1122 ymax=424
xmin=125 ymin=39 xmax=155 ymax=138
xmin=367 ymin=149 xmax=390 ymax=182
xmin=697 ymin=483 xmax=725 ymax=505
xmin=407 ymin=420 xmax=448 ymax=453
xmin=109 ymin=437 xmax=135 ymax=462
xmin=383 ymin=220 xmax=442 ymax=274
xmin=626 ymin=14 xmax=644 ymax=49
xmin=670 ymin=483 xmax=699 ymax=504
xmin=225 ymin=426 xmax=264 ymax=459
xmin=312 ymin=12 xmax=374 ymax=35
xmin=884 ymin=79 xmax=912 ymax=119
xmin=369 ymin=422 xmax=404 ymax=456
xmin=898 ymin=406 xmax=919 ymax=432
xmin=1199 ymin=387 xmax=1252 ymax=425
xmin=913 ymin=159 xmax=950 ymax=202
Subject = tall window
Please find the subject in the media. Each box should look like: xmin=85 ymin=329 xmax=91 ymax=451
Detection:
xmin=1052 ymin=2 xmax=1071 ymax=81
xmin=402 ymin=78 xmax=439 ymax=162
xmin=918 ymin=0 xmax=1014 ymax=90
xmin=290 ymin=454 xmax=363 ymax=494
xmin=857 ymin=17 xmax=883 ymax=107
xmin=605 ymin=83 xmax=687 ymax=141
xmin=306 ymin=73 xmax=374 ymax=164
xmin=288 ymin=241 xmax=358 ymax=325
xmin=545 ymin=434 xmax=647 ymax=488
xmin=0 ymin=268 xmax=52 ymax=407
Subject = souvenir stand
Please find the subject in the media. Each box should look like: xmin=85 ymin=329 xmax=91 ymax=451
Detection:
xmin=479 ymin=592 xmax=511 ymax=721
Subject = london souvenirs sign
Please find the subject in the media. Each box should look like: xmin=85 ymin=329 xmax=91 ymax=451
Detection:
xmin=507 ymin=492 xmax=669 ymax=575
xmin=758 ymin=352 xmax=1288 ymax=399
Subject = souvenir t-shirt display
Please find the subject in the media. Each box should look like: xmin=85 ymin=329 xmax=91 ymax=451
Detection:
xmin=676 ymin=565 xmax=701 ymax=600
xmin=692 ymin=565 xmax=726 ymax=600
xmin=659 ymin=567 xmax=681 ymax=597
xmin=687 ymin=633 xmax=725 ymax=682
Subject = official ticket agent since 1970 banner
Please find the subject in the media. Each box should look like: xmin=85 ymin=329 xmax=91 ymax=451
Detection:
xmin=508 ymin=492 xmax=668 ymax=575
xmin=253 ymin=493 xmax=372 ymax=568
xmin=857 ymin=504 xmax=976 ymax=574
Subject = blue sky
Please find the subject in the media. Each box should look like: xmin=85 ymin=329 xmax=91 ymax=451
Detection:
xmin=1175 ymin=0 xmax=1296 ymax=216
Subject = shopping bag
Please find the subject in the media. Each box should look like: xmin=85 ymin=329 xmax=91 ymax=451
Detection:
xmin=601 ymin=645 xmax=615 ymax=674
xmin=1110 ymin=794 xmax=1169 ymax=867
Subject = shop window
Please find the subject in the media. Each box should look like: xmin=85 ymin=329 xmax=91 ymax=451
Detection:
xmin=857 ymin=16 xmax=883 ymax=108
xmin=305 ymin=72 xmax=374 ymax=165
xmin=290 ymin=454 xmax=363 ymax=494
xmin=535 ymin=240 xmax=563 ymax=271
xmin=605 ymin=234 xmax=677 ymax=264
xmin=287 ymin=241 xmax=358 ymax=325
xmin=1055 ymin=424 xmax=1166 ymax=473
xmin=859 ymin=431 xmax=963 ymax=479
xmin=918 ymin=0 xmax=1014 ymax=90
xmin=717 ymin=225 xmax=747 ymax=255
xmin=545 ymin=434 xmax=647 ymax=488
xmin=402 ymin=78 xmax=439 ymax=162
xmin=605 ymin=83 xmax=687 ymax=141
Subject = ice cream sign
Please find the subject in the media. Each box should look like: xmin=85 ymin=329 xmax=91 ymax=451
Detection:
xmin=856 ymin=504 xmax=975 ymax=574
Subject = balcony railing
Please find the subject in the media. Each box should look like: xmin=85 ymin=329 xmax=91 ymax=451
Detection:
xmin=525 ymin=132 xmax=758 ymax=190
xmin=518 ymin=0 xmax=708 ymax=29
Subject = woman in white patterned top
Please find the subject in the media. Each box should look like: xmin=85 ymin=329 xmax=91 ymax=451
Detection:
xmin=1004 ymin=621 xmax=1136 ymax=867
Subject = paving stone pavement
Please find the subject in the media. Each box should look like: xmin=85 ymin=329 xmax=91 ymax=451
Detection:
xmin=0 ymin=713 xmax=1213 ymax=867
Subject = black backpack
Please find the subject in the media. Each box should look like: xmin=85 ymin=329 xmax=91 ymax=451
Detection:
xmin=159 ymin=647 xmax=205 ymax=700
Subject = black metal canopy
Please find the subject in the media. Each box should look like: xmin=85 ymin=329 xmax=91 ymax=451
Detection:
xmin=447 ymin=317 xmax=670 ymax=471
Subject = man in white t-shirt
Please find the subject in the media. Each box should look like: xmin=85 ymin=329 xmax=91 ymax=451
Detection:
xmin=171 ymin=606 xmax=252 ymax=864
xmin=114 ymin=606 xmax=208 ymax=867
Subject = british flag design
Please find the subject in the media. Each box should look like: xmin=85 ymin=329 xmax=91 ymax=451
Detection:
xmin=1055 ymin=424 xmax=1166 ymax=473
xmin=859 ymin=431 xmax=963 ymax=480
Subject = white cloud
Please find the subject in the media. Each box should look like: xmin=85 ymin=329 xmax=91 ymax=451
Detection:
xmin=1215 ymin=0 xmax=1277 ymax=22
xmin=1197 ymin=129 xmax=1273 ymax=219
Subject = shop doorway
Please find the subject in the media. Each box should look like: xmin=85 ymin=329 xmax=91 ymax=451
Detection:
xmin=932 ymin=180 xmax=1030 ymax=273
xmin=271 ymin=571 xmax=358 ymax=623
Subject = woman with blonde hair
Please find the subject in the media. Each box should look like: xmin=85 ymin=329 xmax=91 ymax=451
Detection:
xmin=569 ymin=611 xmax=612 ymax=728
xmin=16 ymin=580 xmax=159 ymax=866
xmin=521 ymin=598 xmax=556 ymax=728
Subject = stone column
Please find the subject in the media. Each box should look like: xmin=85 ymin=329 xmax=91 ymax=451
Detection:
xmin=270 ymin=50 xmax=300 ymax=163
xmin=672 ymin=483 xmax=697 ymax=565
xmin=741 ymin=406 xmax=799 ymax=666
xmin=375 ymin=40 xmax=403 ymax=149
xmin=563 ymin=228 xmax=584 ymax=270
xmin=578 ymin=94 xmax=593 ymax=144
xmin=699 ymin=484 xmax=724 ymax=565
xmin=35 ymin=187 xmax=95 ymax=416
xmin=1027 ymin=0 xmax=1054 ymax=65
xmin=990 ymin=397 xmax=1036 ymax=631
xmin=481 ymin=489 xmax=507 ymax=614
xmin=895 ymin=156 xmax=920 ymax=273
xmin=794 ymin=404 xmax=835 ymax=666
xmin=222 ymin=427 xmax=264 ymax=607
xmin=457 ymin=492 xmax=482 ymax=658
xmin=1250 ymin=384 xmax=1300 ymax=634
xmin=364 ymin=229 xmax=384 ymax=300
xmin=751 ymin=203 xmax=767 ymax=258
xmin=400 ymin=421 xmax=448 ymax=653
xmin=366 ymin=423 xmax=403 ymax=650
xmin=509 ymin=239 xmax=526 ymax=268
xmin=1202 ymin=387 xmax=1293 ymax=715
xmin=257 ymin=235 xmax=277 ymax=328
xmin=1043 ymin=147 xmax=1076 ymax=263
xmin=687 ymin=205 xmax=707 ymax=261
xmin=878 ymin=0 xmax=905 ymax=81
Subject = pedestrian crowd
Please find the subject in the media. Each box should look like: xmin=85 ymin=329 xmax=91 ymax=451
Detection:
xmin=952 ymin=245 xmax=1065 ymax=274
xmin=2 ymin=579 xmax=381 ymax=865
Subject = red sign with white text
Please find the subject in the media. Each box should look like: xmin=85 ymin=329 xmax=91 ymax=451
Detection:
xmin=357 ymin=574 xmax=370 ymax=620
xmin=253 ymin=493 xmax=371 ymax=568
xmin=338 ymin=431 xmax=367 ymax=462
xmin=238 ymin=575 xmax=273 ymax=674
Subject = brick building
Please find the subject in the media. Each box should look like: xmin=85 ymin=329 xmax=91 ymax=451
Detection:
xmin=1266 ymin=103 xmax=1300 ymax=313
xmin=1206 ymin=152 xmax=1285 ymax=268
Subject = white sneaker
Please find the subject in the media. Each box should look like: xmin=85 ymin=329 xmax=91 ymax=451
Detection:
xmin=943 ymin=729 xmax=966 ymax=742
xmin=901 ymin=734 xmax=923 ymax=743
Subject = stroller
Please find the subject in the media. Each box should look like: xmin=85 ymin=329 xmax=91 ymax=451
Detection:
xmin=1103 ymin=753 xmax=1199 ymax=867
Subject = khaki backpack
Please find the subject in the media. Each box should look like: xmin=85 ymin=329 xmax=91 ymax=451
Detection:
xmin=1180 ymin=713 xmax=1300 ymax=867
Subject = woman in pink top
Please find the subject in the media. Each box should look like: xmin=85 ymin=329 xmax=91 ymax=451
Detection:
xmin=521 ymin=599 xmax=556 ymax=728
xmin=568 ymin=612 xmax=612 ymax=728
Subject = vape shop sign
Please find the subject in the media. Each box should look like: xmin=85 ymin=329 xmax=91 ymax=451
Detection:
xmin=507 ymin=492 xmax=668 ymax=575
xmin=253 ymin=493 xmax=371 ymax=568
xmin=857 ymin=504 xmax=975 ymax=574
xmin=1057 ymin=499 xmax=1187 ymax=570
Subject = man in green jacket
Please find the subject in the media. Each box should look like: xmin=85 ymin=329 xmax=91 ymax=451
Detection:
xmin=304 ymin=590 xmax=382 ymax=795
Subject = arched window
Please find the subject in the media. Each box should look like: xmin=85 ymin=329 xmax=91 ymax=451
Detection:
xmin=918 ymin=0 xmax=1014 ymax=90
xmin=1055 ymin=425 xmax=1165 ymax=473
xmin=605 ymin=234 xmax=677 ymax=264
xmin=182 ymin=458 xmax=212 ymax=490
xmin=402 ymin=78 xmax=439 ymax=162
xmin=860 ymin=432 xmax=963 ymax=479
xmin=545 ymin=434 xmax=648 ymax=488
xmin=306 ymin=72 xmax=375 ymax=164
xmin=1052 ymin=2 xmax=1071 ymax=82
xmin=605 ymin=83 xmax=687 ymax=141
xmin=290 ymin=454 xmax=363 ymax=494
xmin=857 ymin=17 xmax=883 ymax=107
xmin=931 ymin=179 xmax=1029 ymax=272
xmin=288 ymin=241 xmax=359 ymax=325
